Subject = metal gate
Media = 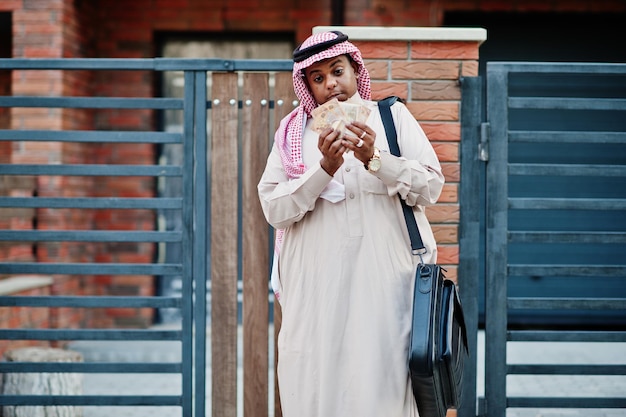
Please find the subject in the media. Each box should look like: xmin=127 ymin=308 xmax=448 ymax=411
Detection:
xmin=466 ymin=62 xmax=626 ymax=416
xmin=0 ymin=58 xmax=294 ymax=417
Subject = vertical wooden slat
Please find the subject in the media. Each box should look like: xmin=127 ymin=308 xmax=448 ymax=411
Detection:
xmin=242 ymin=72 xmax=270 ymax=417
xmin=270 ymin=71 xmax=297 ymax=417
xmin=211 ymin=72 xmax=239 ymax=417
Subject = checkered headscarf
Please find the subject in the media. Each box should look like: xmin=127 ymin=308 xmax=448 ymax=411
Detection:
xmin=275 ymin=31 xmax=372 ymax=179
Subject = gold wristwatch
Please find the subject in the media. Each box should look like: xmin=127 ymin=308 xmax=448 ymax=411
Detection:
xmin=365 ymin=147 xmax=381 ymax=172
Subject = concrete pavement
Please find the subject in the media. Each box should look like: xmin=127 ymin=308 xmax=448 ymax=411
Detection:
xmin=67 ymin=327 xmax=626 ymax=417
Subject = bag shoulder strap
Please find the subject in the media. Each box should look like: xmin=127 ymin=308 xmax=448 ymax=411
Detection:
xmin=378 ymin=96 xmax=425 ymax=254
xmin=378 ymin=96 xmax=401 ymax=156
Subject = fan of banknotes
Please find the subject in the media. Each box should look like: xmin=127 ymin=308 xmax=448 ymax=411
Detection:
xmin=311 ymin=98 xmax=371 ymax=136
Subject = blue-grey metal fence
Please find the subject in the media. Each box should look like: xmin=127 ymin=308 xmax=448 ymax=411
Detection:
xmin=0 ymin=58 xmax=293 ymax=417
xmin=483 ymin=62 xmax=626 ymax=417
xmin=459 ymin=75 xmax=483 ymax=417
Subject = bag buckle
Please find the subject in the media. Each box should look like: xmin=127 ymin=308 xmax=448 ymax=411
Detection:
xmin=413 ymin=248 xmax=427 ymax=265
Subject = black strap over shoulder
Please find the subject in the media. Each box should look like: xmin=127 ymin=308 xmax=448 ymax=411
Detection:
xmin=378 ymin=96 xmax=401 ymax=156
xmin=378 ymin=96 xmax=426 ymax=254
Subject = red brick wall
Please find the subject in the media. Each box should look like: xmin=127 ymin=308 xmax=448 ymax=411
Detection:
xmin=1 ymin=0 xmax=154 ymax=343
xmin=0 ymin=9 xmax=15 ymax=261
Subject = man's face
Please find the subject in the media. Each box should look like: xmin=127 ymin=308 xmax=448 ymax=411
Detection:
xmin=303 ymin=55 xmax=359 ymax=105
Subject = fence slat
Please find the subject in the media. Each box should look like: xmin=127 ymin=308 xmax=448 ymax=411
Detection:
xmin=242 ymin=72 xmax=271 ymax=417
xmin=211 ymin=72 xmax=240 ymax=417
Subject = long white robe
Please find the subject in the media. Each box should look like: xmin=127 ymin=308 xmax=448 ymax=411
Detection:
xmin=258 ymin=98 xmax=444 ymax=417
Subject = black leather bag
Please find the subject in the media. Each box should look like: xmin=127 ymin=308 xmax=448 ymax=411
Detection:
xmin=379 ymin=97 xmax=469 ymax=417
xmin=408 ymin=263 xmax=468 ymax=417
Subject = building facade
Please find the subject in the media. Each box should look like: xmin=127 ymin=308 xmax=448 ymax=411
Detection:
xmin=1 ymin=0 xmax=625 ymax=347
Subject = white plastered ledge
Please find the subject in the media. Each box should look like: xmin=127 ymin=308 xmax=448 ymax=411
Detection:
xmin=313 ymin=26 xmax=487 ymax=44
xmin=0 ymin=276 xmax=53 ymax=295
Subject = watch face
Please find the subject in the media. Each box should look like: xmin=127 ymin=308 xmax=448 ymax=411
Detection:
xmin=369 ymin=158 xmax=381 ymax=172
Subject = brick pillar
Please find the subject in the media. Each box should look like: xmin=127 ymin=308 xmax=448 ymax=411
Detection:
xmin=8 ymin=0 xmax=109 ymax=333
xmin=11 ymin=0 xmax=72 ymax=338
xmin=313 ymin=26 xmax=486 ymax=284
xmin=5 ymin=0 xmax=154 ymax=331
